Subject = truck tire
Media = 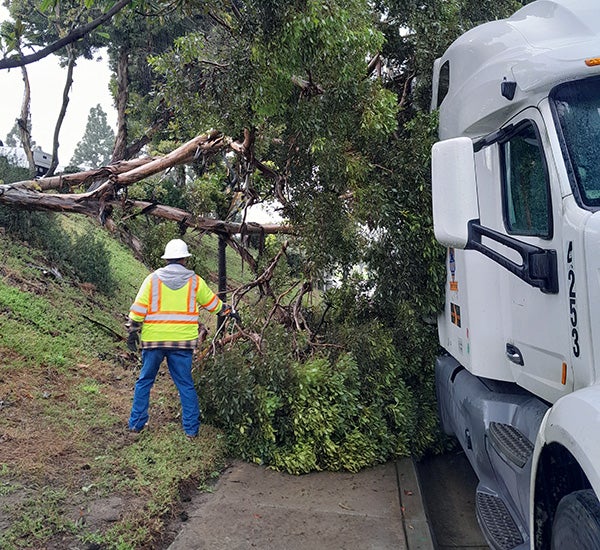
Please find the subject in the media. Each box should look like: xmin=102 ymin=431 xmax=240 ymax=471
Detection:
xmin=551 ymin=489 xmax=600 ymax=549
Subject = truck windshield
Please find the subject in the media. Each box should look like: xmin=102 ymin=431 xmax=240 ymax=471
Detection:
xmin=551 ymin=76 xmax=600 ymax=206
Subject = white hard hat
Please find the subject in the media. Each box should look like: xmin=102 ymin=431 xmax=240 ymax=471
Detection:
xmin=161 ymin=239 xmax=192 ymax=260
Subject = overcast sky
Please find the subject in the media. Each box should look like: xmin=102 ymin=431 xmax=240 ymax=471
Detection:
xmin=0 ymin=8 xmax=116 ymax=166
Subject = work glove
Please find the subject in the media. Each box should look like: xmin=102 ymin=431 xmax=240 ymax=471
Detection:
xmin=126 ymin=328 xmax=140 ymax=352
xmin=126 ymin=320 xmax=142 ymax=351
xmin=219 ymin=303 xmax=242 ymax=324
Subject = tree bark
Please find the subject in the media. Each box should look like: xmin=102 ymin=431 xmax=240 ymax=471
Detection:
xmin=0 ymin=186 xmax=289 ymax=236
xmin=18 ymin=51 xmax=35 ymax=177
xmin=12 ymin=157 xmax=153 ymax=192
xmin=3 ymin=131 xmax=226 ymax=194
xmin=111 ymin=46 xmax=130 ymax=163
xmin=120 ymin=200 xmax=288 ymax=236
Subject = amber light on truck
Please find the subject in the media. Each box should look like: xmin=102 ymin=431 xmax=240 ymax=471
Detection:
xmin=585 ymin=57 xmax=600 ymax=66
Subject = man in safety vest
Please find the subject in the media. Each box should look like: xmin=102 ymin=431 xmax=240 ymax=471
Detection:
xmin=126 ymin=238 xmax=239 ymax=437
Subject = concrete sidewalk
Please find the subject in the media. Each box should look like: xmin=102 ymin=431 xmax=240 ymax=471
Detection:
xmin=168 ymin=459 xmax=433 ymax=550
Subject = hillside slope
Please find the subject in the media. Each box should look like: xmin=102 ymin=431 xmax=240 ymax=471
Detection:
xmin=0 ymin=216 xmax=227 ymax=550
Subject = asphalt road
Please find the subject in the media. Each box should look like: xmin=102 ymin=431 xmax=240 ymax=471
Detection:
xmin=417 ymin=451 xmax=489 ymax=550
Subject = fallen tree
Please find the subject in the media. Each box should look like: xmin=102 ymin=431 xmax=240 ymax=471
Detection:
xmin=0 ymin=131 xmax=291 ymax=243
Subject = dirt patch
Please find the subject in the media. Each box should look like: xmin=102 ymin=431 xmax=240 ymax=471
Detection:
xmin=0 ymin=343 xmax=224 ymax=549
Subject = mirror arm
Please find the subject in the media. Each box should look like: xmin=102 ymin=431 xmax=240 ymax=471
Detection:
xmin=466 ymin=221 xmax=559 ymax=294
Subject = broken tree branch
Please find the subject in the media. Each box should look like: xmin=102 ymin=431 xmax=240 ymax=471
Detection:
xmin=0 ymin=131 xmax=294 ymax=240
xmin=231 ymin=241 xmax=289 ymax=303
xmin=7 ymin=157 xmax=153 ymax=192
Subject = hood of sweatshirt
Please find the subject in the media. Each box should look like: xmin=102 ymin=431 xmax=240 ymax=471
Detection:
xmin=155 ymin=263 xmax=195 ymax=290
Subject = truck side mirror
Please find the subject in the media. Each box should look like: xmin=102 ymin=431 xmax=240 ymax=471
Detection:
xmin=432 ymin=137 xmax=479 ymax=249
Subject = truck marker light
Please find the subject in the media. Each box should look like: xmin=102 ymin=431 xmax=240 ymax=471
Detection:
xmin=585 ymin=57 xmax=600 ymax=66
xmin=561 ymin=362 xmax=567 ymax=385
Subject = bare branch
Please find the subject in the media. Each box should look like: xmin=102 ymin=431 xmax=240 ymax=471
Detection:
xmin=367 ymin=53 xmax=381 ymax=78
xmin=260 ymin=280 xmax=300 ymax=341
xmin=291 ymin=281 xmax=312 ymax=332
xmin=291 ymin=75 xmax=324 ymax=96
xmin=207 ymin=11 xmax=233 ymax=34
xmin=119 ymin=200 xmax=291 ymax=236
xmin=47 ymin=46 xmax=76 ymax=176
xmin=223 ymin=233 xmax=257 ymax=273
xmin=115 ymin=131 xmax=227 ymax=186
xmin=122 ymin=111 xmax=172 ymax=160
xmin=33 ymin=157 xmax=151 ymax=192
xmin=398 ymin=72 xmax=416 ymax=110
xmin=231 ymin=241 xmax=289 ymax=303
xmin=196 ymin=329 xmax=262 ymax=362
xmin=198 ymin=59 xmax=229 ymax=69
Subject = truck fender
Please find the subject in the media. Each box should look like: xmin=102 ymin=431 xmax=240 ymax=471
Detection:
xmin=531 ymin=385 xmax=600 ymax=537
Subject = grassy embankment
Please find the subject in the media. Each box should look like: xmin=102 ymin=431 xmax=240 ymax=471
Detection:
xmin=0 ymin=215 xmax=245 ymax=549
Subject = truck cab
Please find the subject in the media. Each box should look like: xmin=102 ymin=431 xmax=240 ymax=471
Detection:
xmin=431 ymin=1 xmax=600 ymax=548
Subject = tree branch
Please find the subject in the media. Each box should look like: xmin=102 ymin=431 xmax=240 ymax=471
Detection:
xmin=0 ymin=132 xmax=294 ymax=238
xmin=47 ymin=45 xmax=76 ymax=176
xmin=120 ymin=200 xmax=290 ymax=235
xmin=17 ymin=47 xmax=35 ymax=176
xmin=0 ymin=0 xmax=132 ymax=70
xmin=231 ymin=241 xmax=289 ymax=303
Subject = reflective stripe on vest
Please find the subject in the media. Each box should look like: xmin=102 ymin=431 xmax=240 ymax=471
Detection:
xmin=149 ymin=275 xmax=160 ymax=313
xmin=201 ymin=294 xmax=220 ymax=313
xmin=145 ymin=275 xmax=200 ymax=324
xmin=143 ymin=313 xmax=199 ymax=323
xmin=188 ymin=275 xmax=199 ymax=312
xmin=130 ymin=302 xmax=148 ymax=316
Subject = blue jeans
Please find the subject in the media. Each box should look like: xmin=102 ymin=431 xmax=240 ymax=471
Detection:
xmin=128 ymin=349 xmax=200 ymax=436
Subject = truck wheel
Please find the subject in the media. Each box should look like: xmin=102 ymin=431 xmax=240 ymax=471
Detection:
xmin=551 ymin=490 xmax=600 ymax=549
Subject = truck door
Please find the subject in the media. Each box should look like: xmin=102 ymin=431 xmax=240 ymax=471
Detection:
xmin=482 ymin=109 xmax=572 ymax=403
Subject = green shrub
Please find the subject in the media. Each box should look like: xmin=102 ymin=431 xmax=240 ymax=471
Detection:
xmin=198 ymin=280 xmax=443 ymax=473
xmin=0 ymin=207 xmax=70 ymax=255
xmin=0 ymin=155 xmax=29 ymax=184
xmin=68 ymin=228 xmax=115 ymax=293
xmin=0 ymin=208 xmax=116 ymax=293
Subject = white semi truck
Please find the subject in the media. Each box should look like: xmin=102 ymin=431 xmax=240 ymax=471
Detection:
xmin=430 ymin=0 xmax=600 ymax=548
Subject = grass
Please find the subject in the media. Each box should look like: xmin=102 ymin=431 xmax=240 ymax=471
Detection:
xmin=0 ymin=215 xmax=231 ymax=549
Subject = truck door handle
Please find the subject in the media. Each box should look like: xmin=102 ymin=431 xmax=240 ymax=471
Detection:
xmin=506 ymin=343 xmax=524 ymax=366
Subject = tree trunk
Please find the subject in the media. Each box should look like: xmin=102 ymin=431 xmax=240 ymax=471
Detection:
xmin=111 ymin=46 xmax=130 ymax=163
xmin=17 ymin=50 xmax=35 ymax=177
xmin=47 ymin=46 xmax=76 ymax=176
xmin=34 ymin=157 xmax=153 ymax=192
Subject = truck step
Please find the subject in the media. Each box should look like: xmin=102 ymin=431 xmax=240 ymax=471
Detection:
xmin=476 ymin=491 xmax=524 ymax=550
xmin=488 ymin=421 xmax=533 ymax=468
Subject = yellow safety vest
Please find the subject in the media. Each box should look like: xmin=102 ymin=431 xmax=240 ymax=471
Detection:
xmin=129 ymin=273 xmax=222 ymax=343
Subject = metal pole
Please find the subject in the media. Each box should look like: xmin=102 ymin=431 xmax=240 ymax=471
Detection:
xmin=217 ymin=232 xmax=227 ymax=331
